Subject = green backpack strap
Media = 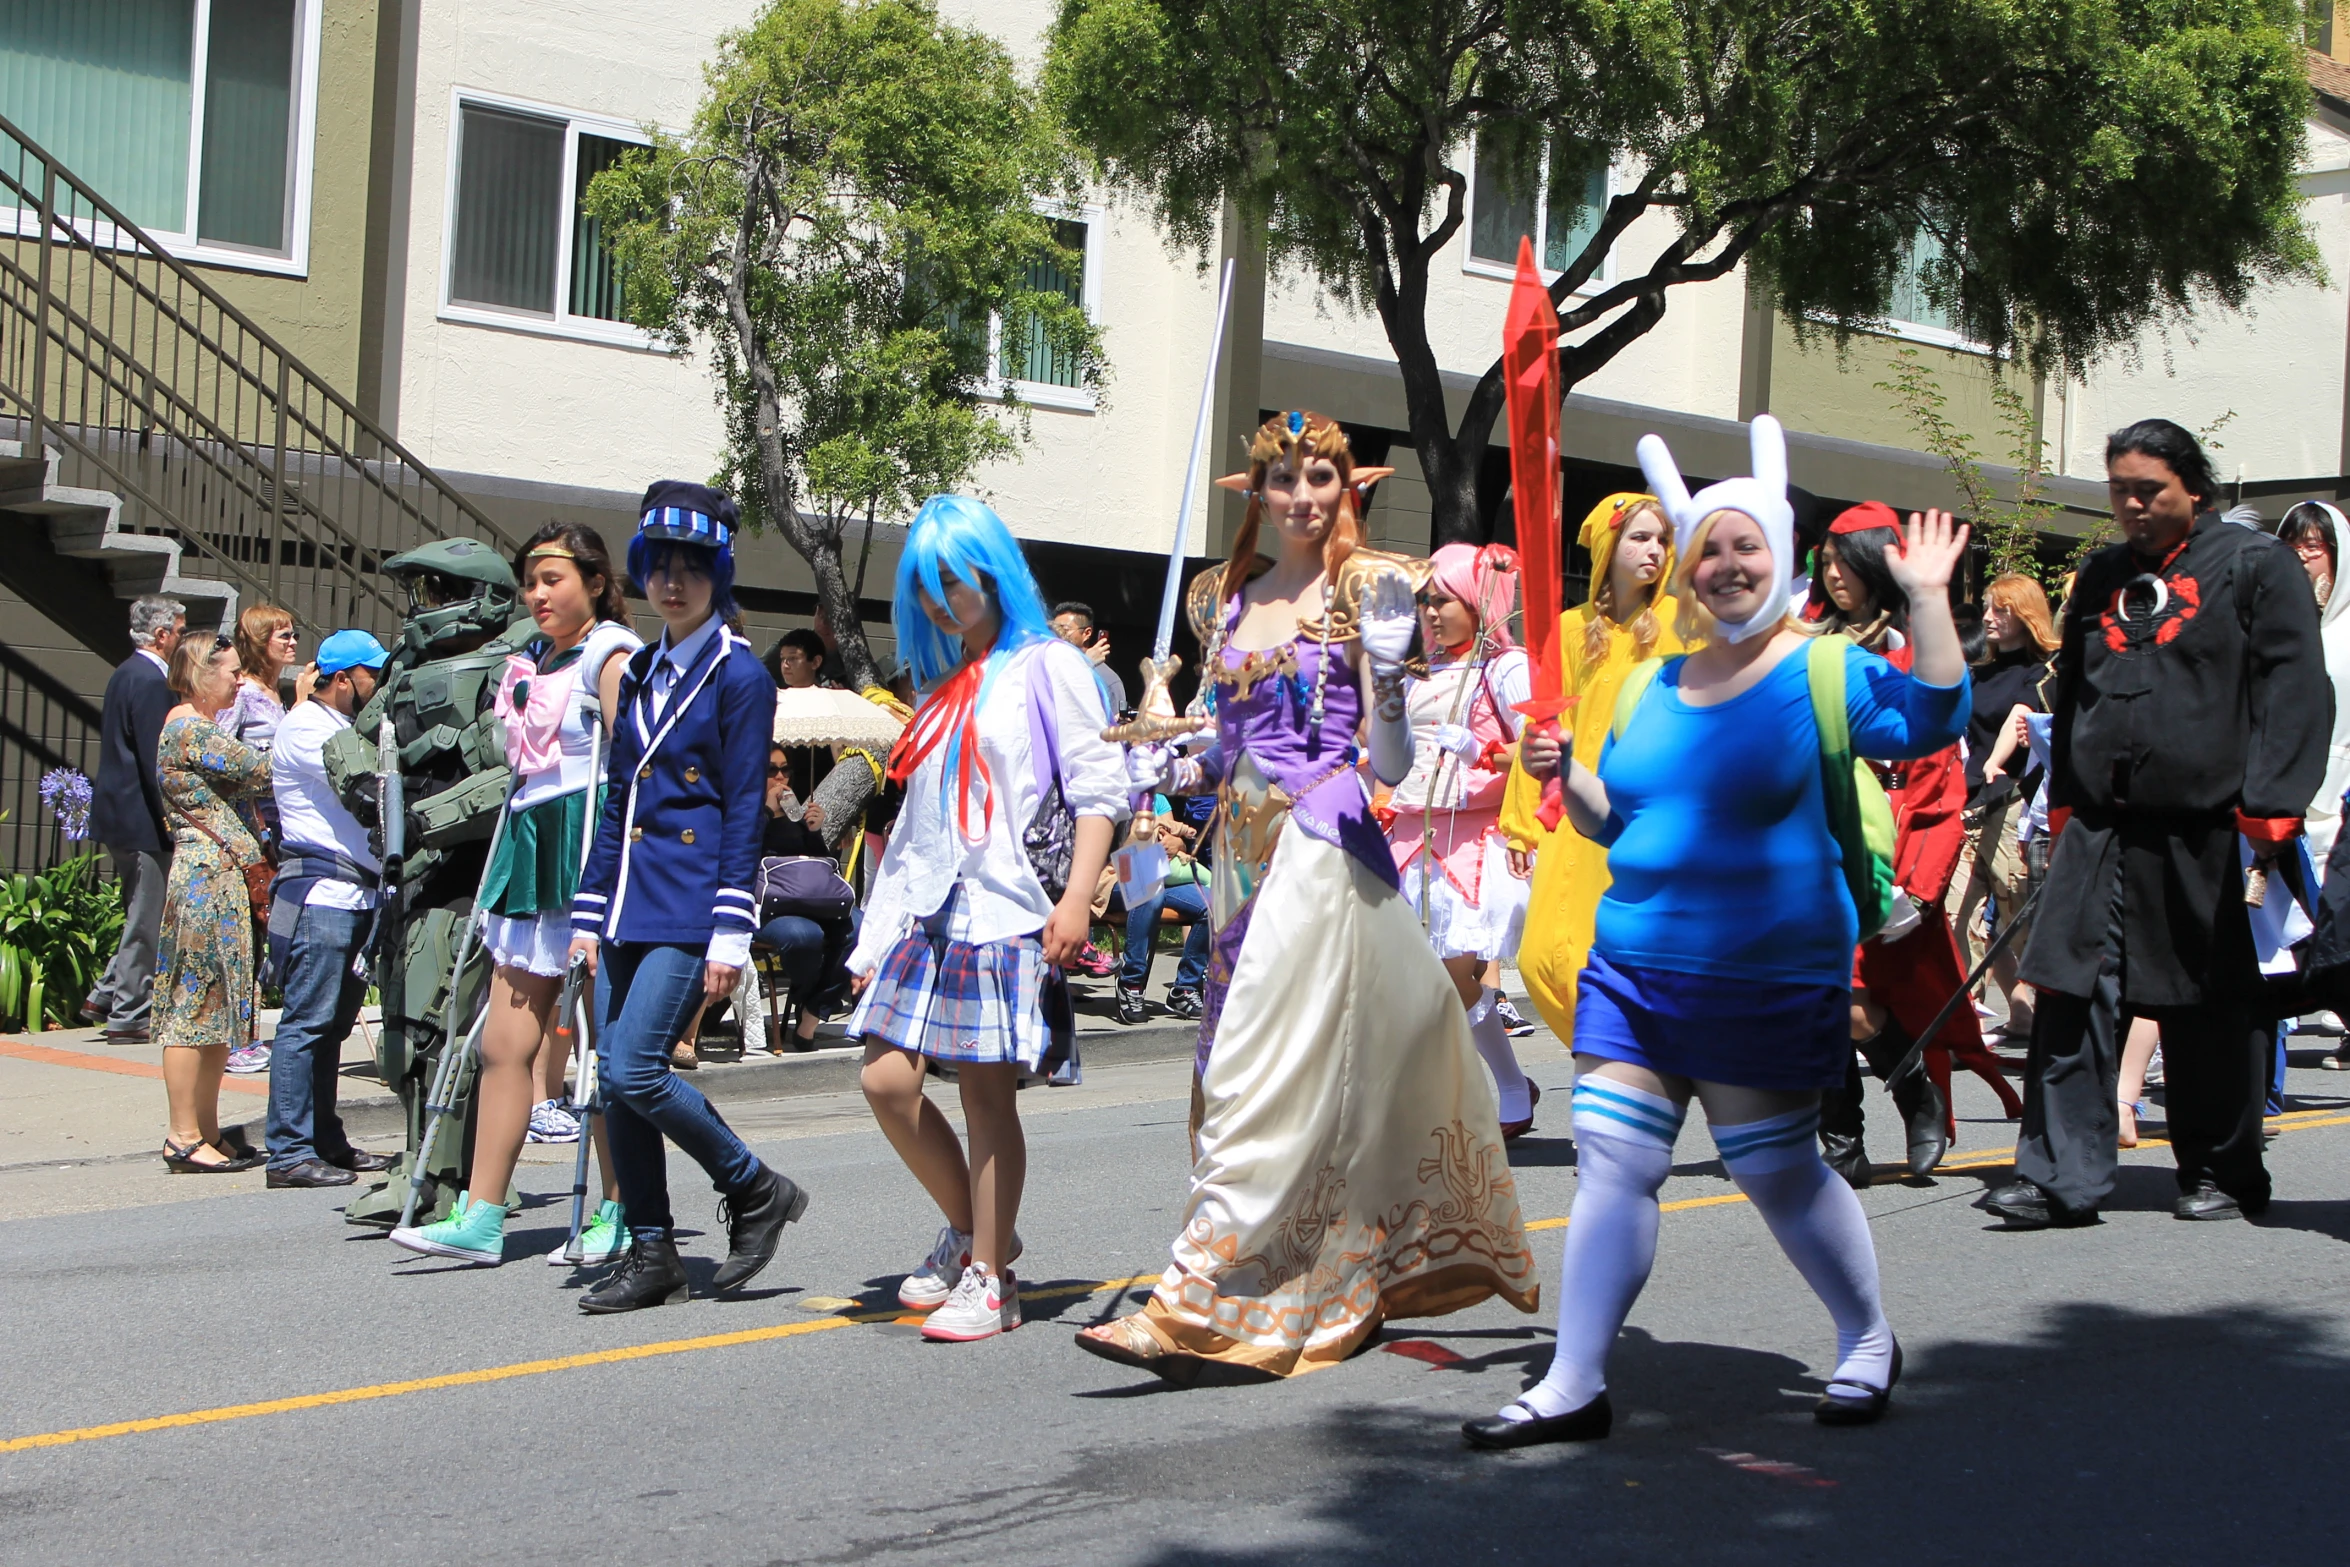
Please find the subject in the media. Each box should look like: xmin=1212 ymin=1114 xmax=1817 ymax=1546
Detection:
xmin=1804 ymin=635 xmax=1900 ymax=939
xmin=1610 ymin=656 xmax=1673 ymax=742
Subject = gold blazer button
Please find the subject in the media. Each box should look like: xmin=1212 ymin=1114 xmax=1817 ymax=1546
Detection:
xmin=679 ymin=828 xmax=696 ymax=844
xmin=683 ymin=765 xmax=701 ymax=783
xmin=628 ymin=827 xmax=643 ymax=841
xmin=639 ymin=764 xmax=652 ymax=779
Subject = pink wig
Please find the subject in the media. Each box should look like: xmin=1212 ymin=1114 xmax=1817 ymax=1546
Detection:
xmin=1427 ymin=542 xmax=1520 ymax=650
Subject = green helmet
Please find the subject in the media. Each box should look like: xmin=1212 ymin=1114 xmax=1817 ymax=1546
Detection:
xmin=384 ymin=537 xmax=518 ymax=652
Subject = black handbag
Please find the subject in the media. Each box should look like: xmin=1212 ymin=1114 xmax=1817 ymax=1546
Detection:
xmin=754 ymin=855 xmax=855 ymax=921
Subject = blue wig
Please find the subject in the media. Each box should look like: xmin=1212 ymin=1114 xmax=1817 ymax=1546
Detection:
xmin=627 ymin=535 xmax=737 ymax=625
xmin=892 ymin=494 xmax=1051 ymax=687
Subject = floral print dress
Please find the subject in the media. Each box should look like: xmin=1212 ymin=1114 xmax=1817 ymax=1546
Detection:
xmin=155 ymin=714 xmax=271 ymax=1051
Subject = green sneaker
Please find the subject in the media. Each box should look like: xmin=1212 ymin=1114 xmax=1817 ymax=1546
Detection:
xmin=554 ymin=1199 xmax=632 ymax=1267
xmin=389 ymin=1191 xmax=507 ymax=1266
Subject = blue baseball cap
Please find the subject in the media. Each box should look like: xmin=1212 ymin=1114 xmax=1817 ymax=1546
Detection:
xmin=316 ymin=629 xmax=389 ymax=676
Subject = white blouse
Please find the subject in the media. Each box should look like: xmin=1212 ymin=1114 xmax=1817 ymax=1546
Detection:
xmin=849 ymin=638 xmax=1127 ymax=972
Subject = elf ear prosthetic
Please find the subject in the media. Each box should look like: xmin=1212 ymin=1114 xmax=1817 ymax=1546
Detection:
xmin=1635 ymin=414 xmax=1797 ymax=644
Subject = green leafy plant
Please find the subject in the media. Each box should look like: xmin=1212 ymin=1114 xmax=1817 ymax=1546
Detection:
xmin=1049 ymin=0 xmax=2319 ymax=543
xmin=1876 ymin=345 xmax=2064 ymax=584
xmin=0 ymin=852 xmax=126 ymax=1032
xmin=584 ymin=0 xmax=1103 ymax=691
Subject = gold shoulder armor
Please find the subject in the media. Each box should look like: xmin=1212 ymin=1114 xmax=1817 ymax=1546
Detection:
xmin=1186 ymin=562 xmax=1233 ymax=645
xmin=1320 ymin=548 xmax=1432 ymax=641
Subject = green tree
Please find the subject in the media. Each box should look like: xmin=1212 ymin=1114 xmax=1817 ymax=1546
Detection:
xmin=587 ymin=0 xmax=1104 ymax=689
xmin=1046 ymin=0 xmax=2318 ymax=544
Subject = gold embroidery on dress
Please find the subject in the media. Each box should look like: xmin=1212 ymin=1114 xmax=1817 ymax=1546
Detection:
xmin=1215 ymin=643 xmax=1299 ymax=703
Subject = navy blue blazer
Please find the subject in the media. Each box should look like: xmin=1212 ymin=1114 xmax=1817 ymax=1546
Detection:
xmin=91 ymin=652 xmax=175 ymax=854
xmin=572 ymin=625 xmax=776 ymax=951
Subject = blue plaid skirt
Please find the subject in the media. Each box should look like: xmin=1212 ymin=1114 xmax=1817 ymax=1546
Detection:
xmin=849 ymin=889 xmax=1050 ymax=1069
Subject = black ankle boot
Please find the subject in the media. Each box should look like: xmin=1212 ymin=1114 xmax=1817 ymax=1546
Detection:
xmin=579 ymin=1230 xmax=688 ymax=1313
xmin=713 ymin=1166 xmax=808 ymax=1293
xmin=1890 ymin=1072 xmax=1950 ymax=1176
xmin=1820 ymin=1131 xmax=1873 ymax=1189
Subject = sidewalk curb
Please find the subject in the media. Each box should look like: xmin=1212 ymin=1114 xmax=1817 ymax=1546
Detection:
xmin=265 ymin=1019 xmax=1207 ymax=1144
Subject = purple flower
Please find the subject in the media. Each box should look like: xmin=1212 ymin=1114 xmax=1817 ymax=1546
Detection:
xmin=39 ymin=767 xmax=92 ymax=841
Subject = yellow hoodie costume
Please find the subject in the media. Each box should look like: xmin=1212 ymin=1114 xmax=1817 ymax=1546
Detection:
xmin=1499 ymin=494 xmax=1686 ymax=1040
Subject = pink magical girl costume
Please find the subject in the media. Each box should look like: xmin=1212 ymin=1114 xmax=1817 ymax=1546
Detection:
xmin=1386 ymin=542 xmax=1532 ymax=962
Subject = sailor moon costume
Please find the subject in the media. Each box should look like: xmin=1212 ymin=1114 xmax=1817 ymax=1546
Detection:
xmin=1083 ymin=412 xmax=1537 ymax=1379
xmin=481 ymin=615 xmax=642 ymax=975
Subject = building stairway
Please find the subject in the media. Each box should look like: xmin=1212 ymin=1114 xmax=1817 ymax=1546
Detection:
xmin=0 ymin=111 xmax=515 ymax=868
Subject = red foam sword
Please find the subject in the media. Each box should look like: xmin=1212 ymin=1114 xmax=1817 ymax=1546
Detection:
xmin=1502 ymin=236 xmax=1573 ymax=828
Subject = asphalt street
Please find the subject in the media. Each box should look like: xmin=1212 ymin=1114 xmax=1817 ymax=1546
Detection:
xmin=3 ymin=1030 xmax=2347 ymax=1566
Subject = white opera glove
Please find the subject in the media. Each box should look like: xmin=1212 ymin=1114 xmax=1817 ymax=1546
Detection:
xmin=1124 ymin=743 xmax=1175 ymax=793
xmin=1357 ymin=572 xmax=1418 ymax=677
xmin=1876 ymin=886 xmax=1923 ymax=942
xmin=1427 ymin=722 xmax=1477 ymax=759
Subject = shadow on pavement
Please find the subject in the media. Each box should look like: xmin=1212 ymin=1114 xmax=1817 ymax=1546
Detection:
xmin=1045 ymin=1301 xmax=2350 ymax=1565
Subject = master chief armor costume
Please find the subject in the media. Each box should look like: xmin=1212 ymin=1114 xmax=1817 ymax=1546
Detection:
xmin=325 ymin=537 xmax=536 ymax=1227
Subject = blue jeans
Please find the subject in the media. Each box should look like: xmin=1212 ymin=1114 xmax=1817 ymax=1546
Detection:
xmin=265 ymin=903 xmax=369 ymax=1169
xmin=1119 ymin=880 xmax=1209 ymax=991
xmin=596 ymin=942 xmax=762 ymax=1235
xmin=754 ymin=909 xmax=862 ymax=1012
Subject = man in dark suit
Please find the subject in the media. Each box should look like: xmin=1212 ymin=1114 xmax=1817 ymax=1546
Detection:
xmin=83 ymin=594 xmax=186 ymax=1043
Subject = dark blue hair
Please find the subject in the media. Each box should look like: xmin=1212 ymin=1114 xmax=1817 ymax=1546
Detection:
xmin=627 ymin=535 xmax=737 ymax=623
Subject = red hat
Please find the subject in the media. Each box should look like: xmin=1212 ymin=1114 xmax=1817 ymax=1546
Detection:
xmin=1829 ymin=500 xmax=1903 ymax=540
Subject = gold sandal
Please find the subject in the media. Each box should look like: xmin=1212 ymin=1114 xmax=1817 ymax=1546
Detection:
xmin=1075 ymin=1315 xmax=1201 ymax=1386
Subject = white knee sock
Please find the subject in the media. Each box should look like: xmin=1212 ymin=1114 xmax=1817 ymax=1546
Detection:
xmin=1467 ymin=987 xmax=1532 ymax=1122
xmin=1714 ymin=1106 xmax=1895 ymax=1398
xmin=1507 ymin=1078 xmax=1683 ymax=1421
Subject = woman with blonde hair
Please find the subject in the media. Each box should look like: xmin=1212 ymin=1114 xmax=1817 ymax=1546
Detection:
xmin=1500 ymin=494 xmax=1683 ymax=1051
xmin=1082 ymin=410 xmax=1536 ymax=1382
xmin=154 ymin=634 xmax=273 ymax=1171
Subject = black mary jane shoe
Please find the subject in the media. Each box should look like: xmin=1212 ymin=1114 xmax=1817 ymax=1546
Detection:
xmin=1815 ymin=1341 xmax=1902 ymax=1426
xmin=1462 ymin=1391 xmax=1613 ymax=1450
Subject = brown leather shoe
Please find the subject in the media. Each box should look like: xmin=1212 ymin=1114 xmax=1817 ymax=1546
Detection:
xmin=328 ymin=1147 xmax=396 ymax=1173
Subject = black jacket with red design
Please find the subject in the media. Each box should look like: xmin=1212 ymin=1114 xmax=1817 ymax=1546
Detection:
xmin=2023 ymin=515 xmax=2330 ymax=1006
xmin=2048 ymin=515 xmax=2326 ymax=822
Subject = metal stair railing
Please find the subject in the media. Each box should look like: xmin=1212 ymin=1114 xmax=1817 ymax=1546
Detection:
xmin=0 ymin=639 xmax=102 ymax=873
xmin=0 ymin=110 xmax=520 ymax=646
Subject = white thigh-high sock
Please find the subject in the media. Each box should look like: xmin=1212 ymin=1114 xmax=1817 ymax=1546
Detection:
xmin=1713 ymin=1105 xmax=1896 ymax=1398
xmin=1505 ymin=1078 xmax=1684 ymax=1421
xmin=1466 ymin=987 xmax=1532 ymax=1122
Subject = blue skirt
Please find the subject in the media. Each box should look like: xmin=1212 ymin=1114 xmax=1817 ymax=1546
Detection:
xmin=1572 ymin=948 xmax=1850 ymax=1091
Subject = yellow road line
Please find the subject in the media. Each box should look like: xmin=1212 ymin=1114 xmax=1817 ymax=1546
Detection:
xmin=7 ymin=1110 xmax=2346 ymax=1455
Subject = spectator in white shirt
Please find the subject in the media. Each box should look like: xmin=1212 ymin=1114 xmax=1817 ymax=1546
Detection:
xmin=263 ymin=630 xmax=396 ymax=1189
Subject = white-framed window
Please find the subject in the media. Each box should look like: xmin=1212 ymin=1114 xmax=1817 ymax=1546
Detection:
xmin=1463 ymin=130 xmax=1611 ymax=288
xmin=0 ymin=0 xmax=323 ymax=275
xmin=438 ymin=90 xmax=653 ymax=349
xmin=972 ymin=204 xmax=1103 ymax=413
xmin=1875 ymin=231 xmax=1983 ymax=351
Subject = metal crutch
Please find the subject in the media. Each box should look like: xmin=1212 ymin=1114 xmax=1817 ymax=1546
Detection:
xmin=559 ymin=706 xmax=609 ymax=1265
xmin=394 ymin=792 xmax=513 ymax=1232
xmin=556 ymin=952 xmax=602 ymax=1264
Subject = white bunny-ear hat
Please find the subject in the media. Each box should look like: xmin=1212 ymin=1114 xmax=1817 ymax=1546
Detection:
xmin=1635 ymin=414 xmax=1796 ymax=643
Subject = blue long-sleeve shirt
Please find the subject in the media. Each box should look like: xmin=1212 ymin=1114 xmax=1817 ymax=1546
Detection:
xmin=1591 ymin=642 xmax=1969 ymax=986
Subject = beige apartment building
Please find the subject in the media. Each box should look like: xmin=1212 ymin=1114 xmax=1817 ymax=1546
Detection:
xmin=3 ymin=1 xmax=2347 ymax=866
